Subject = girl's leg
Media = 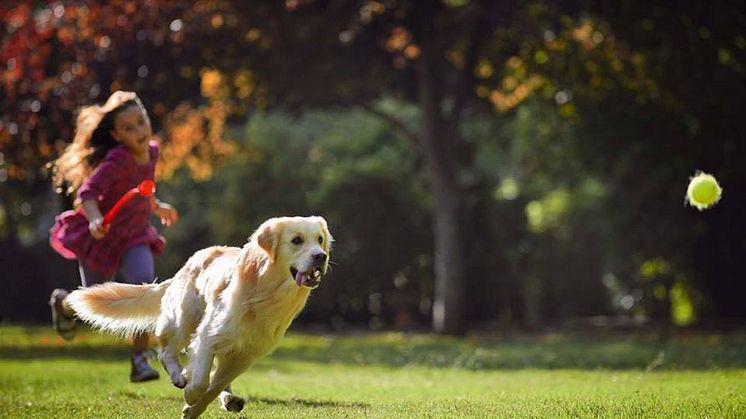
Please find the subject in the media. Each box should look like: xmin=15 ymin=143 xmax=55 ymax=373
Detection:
xmin=120 ymin=244 xmax=155 ymax=349
xmin=69 ymin=262 xmax=113 ymax=316
xmin=49 ymin=261 xmax=112 ymax=340
xmin=119 ymin=245 xmax=159 ymax=382
xmin=119 ymin=244 xmax=156 ymax=285
xmin=78 ymin=262 xmax=113 ymax=287
xmin=49 ymin=288 xmax=76 ymax=340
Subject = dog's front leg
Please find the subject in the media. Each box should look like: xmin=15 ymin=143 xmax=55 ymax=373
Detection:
xmin=159 ymin=347 xmax=186 ymax=388
xmin=156 ymin=278 xmax=202 ymax=389
xmin=182 ymin=309 xmax=221 ymax=407
xmin=183 ymin=332 xmax=216 ymax=406
xmin=183 ymin=353 xmax=249 ymax=419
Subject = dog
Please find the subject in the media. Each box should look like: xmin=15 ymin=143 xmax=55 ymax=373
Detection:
xmin=67 ymin=216 xmax=332 ymax=418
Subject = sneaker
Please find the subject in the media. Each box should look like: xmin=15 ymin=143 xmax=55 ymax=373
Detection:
xmin=49 ymin=288 xmax=75 ymax=341
xmin=130 ymin=350 xmax=160 ymax=383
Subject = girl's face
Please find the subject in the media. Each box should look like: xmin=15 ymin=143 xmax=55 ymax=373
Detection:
xmin=110 ymin=104 xmax=152 ymax=158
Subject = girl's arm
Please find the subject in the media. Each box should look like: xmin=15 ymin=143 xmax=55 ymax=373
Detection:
xmin=81 ymin=199 xmax=109 ymax=239
xmin=78 ymin=147 xmax=131 ymax=240
xmin=151 ymin=196 xmax=179 ymax=227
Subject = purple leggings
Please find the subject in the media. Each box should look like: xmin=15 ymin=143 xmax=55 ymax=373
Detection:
xmin=78 ymin=244 xmax=154 ymax=287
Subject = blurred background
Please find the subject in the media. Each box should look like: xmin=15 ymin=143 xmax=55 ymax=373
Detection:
xmin=1 ymin=0 xmax=744 ymax=335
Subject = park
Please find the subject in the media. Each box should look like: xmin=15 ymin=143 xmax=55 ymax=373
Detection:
xmin=1 ymin=1 xmax=745 ymax=417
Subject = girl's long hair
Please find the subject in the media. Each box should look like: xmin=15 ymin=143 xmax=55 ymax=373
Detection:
xmin=52 ymin=98 xmax=140 ymax=195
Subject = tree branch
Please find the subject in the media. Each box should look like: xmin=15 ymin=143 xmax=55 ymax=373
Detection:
xmin=361 ymin=103 xmax=420 ymax=149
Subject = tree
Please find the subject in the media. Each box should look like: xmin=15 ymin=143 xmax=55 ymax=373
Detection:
xmin=0 ymin=1 xmax=233 ymax=238
xmin=209 ymin=0 xmax=655 ymax=333
xmin=0 ymin=0 xmax=660 ymax=333
xmin=5 ymin=0 xmax=745 ymax=327
xmin=200 ymin=0 xmax=569 ymax=334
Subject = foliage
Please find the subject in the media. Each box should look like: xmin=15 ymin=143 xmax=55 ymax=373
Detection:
xmin=156 ymin=109 xmax=432 ymax=327
xmin=2 ymin=0 xmax=746 ymax=327
xmin=0 ymin=1 xmax=233 ymax=242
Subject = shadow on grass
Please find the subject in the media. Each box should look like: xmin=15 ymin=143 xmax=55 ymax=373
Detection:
xmin=0 ymin=344 xmax=130 ymax=361
xmin=0 ymin=325 xmax=132 ymax=361
xmin=115 ymin=392 xmax=368 ymax=410
xmin=117 ymin=391 xmax=182 ymax=402
xmin=2 ymin=326 xmax=745 ymax=371
xmin=267 ymin=332 xmax=746 ymax=371
xmin=242 ymin=396 xmax=369 ymax=409
xmin=114 ymin=390 xmax=369 ymax=410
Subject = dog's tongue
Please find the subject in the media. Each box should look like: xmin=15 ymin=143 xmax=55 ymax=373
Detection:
xmin=295 ymin=271 xmax=308 ymax=287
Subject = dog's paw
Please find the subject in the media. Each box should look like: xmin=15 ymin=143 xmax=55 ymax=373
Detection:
xmin=181 ymin=404 xmax=196 ymax=419
xmin=171 ymin=369 xmax=187 ymax=389
xmin=219 ymin=391 xmax=245 ymax=413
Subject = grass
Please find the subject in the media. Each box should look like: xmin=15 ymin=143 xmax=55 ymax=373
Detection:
xmin=1 ymin=326 xmax=744 ymax=418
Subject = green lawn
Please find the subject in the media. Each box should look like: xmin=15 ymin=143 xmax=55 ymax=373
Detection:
xmin=1 ymin=326 xmax=744 ymax=418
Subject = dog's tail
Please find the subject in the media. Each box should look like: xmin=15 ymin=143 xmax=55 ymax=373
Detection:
xmin=67 ymin=279 xmax=172 ymax=337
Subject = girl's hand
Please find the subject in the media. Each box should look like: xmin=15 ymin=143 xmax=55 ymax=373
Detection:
xmin=102 ymin=91 xmax=137 ymax=112
xmin=88 ymin=217 xmax=110 ymax=239
xmin=154 ymin=201 xmax=179 ymax=227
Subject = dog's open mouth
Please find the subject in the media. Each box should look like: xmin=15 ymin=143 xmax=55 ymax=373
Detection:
xmin=290 ymin=267 xmax=323 ymax=288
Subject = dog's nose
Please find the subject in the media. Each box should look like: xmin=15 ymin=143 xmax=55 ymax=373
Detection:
xmin=312 ymin=251 xmax=327 ymax=263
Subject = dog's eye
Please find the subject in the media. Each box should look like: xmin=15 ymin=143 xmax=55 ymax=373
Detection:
xmin=318 ymin=236 xmax=323 ymax=245
xmin=291 ymin=236 xmax=304 ymax=245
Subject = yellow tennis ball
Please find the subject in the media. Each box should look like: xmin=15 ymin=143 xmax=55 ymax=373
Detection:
xmin=686 ymin=171 xmax=722 ymax=211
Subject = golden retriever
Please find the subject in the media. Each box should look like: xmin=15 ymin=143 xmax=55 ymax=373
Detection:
xmin=67 ymin=216 xmax=332 ymax=419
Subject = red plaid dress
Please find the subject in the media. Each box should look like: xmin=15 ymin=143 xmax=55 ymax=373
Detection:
xmin=49 ymin=141 xmax=165 ymax=277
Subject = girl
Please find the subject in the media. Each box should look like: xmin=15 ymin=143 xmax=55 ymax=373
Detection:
xmin=48 ymin=91 xmax=179 ymax=383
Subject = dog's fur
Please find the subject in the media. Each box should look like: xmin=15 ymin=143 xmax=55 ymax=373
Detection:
xmin=67 ymin=216 xmax=332 ymax=419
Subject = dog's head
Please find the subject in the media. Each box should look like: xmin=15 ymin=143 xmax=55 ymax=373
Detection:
xmin=254 ymin=216 xmax=333 ymax=289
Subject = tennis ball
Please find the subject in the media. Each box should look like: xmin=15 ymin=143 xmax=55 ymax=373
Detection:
xmin=686 ymin=171 xmax=722 ymax=211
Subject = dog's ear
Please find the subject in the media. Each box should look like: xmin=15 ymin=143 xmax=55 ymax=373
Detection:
xmin=316 ymin=216 xmax=333 ymax=253
xmin=256 ymin=219 xmax=282 ymax=261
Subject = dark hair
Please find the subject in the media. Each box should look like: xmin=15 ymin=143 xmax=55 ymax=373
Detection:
xmin=86 ymin=100 xmax=138 ymax=168
xmin=52 ymin=95 xmax=144 ymax=195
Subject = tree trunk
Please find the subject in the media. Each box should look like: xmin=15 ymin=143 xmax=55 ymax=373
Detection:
xmin=417 ymin=37 xmax=467 ymax=335
xmin=428 ymin=162 xmax=467 ymax=335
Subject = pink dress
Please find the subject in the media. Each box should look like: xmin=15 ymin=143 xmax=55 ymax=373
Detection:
xmin=49 ymin=141 xmax=165 ymax=277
